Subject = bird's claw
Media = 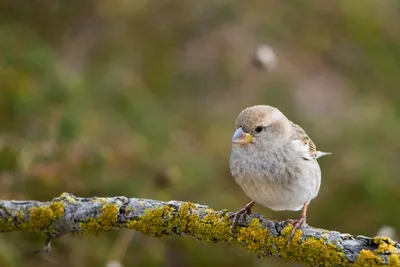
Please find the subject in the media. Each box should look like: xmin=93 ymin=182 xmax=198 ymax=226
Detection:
xmin=229 ymin=201 xmax=255 ymax=230
xmin=229 ymin=208 xmax=251 ymax=230
xmin=286 ymin=216 xmax=306 ymax=243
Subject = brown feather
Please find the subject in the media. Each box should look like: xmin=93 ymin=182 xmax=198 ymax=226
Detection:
xmin=291 ymin=122 xmax=318 ymax=159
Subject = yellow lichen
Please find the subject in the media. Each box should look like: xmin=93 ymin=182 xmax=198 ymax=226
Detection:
xmin=356 ymin=250 xmax=383 ymax=265
xmin=126 ymin=204 xmax=178 ymax=237
xmin=125 ymin=202 xmax=233 ymax=242
xmin=60 ymin=192 xmax=78 ymax=203
xmin=177 ymin=202 xmax=193 ymax=233
xmin=88 ymin=200 xmax=400 ymax=267
xmin=193 ymin=210 xmax=233 ymax=243
xmin=15 ymin=209 xmax=25 ymax=220
xmin=298 ymin=237 xmax=347 ymax=265
xmin=0 ymin=199 xmax=65 ymax=233
xmin=101 ymin=203 xmax=119 ymax=226
xmin=124 ymin=204 xmax=351 ymax=265
xmin=21 ymin=201 xmax=65 ymax=232
xmin=80 ymin=203 xmax=119 ymax=234
xmin=357 ymin=236 xmax=400 ymax=266
xmin=373 ymin=236 xmax=396 ymax=252
xmin=389 ymin=255 xmax=400 ymax=266
xmin=92 ymin=197 xmax=109 ymax=204
xmin=231 ymin=218 xmax=351 ymax=266
xmin=237 ymin=220 xmax=264 ymax=255
xmin=177 ymin=203 xmax=235 ymax=243
xmin=4 ymin=194 xmax=400 ymax=266
xmin=0 ymin=211 xmax=16 ymax=232
xmin=50 ymin=201 xmax=65 ymax=218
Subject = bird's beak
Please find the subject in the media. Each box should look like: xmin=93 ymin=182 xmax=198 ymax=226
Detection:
xmin=232 ymin=127 xmax=253 ymax=145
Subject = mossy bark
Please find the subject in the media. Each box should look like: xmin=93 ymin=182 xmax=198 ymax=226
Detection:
xmin=0 ymin=193 xmax=399 ymax=266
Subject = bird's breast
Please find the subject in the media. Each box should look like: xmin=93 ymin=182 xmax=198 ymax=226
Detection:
xmin=230 ymin=145 xmax=321 ymax=211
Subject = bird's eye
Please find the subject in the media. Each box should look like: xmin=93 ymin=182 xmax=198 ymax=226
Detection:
xmin=255 ymin=126 xmax=263 ymax=133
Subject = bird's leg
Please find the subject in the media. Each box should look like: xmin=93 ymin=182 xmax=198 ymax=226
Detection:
xmin=229 ymin=201 xmax=255 ymax=230
xmin=287 ymin=203 xmax=308 ymax=241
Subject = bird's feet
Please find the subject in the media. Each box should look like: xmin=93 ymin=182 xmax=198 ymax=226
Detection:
xmin=286 ymin=202 xmax=309 ymax=242
xmin=286 ymin=216 xmax=306 ymax=241
xmin=229 ymin=201 xmax=255 ymax=230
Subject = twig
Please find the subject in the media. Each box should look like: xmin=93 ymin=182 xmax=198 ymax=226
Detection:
xmin=0 ymin=193 xmax=399 ymax=266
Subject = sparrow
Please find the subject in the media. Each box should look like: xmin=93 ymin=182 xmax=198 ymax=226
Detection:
xmin=229 ymin=105 xmax=330 ymax=236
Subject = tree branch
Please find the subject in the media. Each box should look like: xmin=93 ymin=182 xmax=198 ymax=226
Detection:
xmin=0 ymin=193 xmax=398 ymax=266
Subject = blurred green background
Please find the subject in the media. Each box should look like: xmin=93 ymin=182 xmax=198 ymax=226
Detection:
xmin=0 ymin=1 xmax=400 ymax=266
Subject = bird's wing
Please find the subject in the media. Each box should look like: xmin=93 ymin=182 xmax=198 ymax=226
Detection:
xmin=290 ymin=122 xmax=318 ymax=160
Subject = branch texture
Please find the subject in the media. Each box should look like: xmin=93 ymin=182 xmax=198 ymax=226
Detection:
xmin=0 ymin=193 xmax=399 ymax=266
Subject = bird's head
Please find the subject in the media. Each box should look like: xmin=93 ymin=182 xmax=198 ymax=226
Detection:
xmin=231 ymin=105 xmax=292 ymax=147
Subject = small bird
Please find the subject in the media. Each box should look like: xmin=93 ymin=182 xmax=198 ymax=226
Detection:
xmin=229 ymin=105 xmax=330 ymax=236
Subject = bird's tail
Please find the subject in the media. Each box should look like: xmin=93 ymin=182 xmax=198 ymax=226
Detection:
xmin=316 ymin=151 xmax=331 ymax=159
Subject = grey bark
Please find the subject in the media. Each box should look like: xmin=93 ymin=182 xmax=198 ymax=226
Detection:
xmin=0 ymin=193 xmax=398 ymax=266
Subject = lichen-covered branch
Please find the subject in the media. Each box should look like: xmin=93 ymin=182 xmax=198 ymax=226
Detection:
xmin=0 ymin=193 xmax=399 ymax=266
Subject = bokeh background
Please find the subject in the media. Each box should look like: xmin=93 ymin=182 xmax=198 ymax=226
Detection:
xmin=1 ymin=1 xmax=400 ymax=266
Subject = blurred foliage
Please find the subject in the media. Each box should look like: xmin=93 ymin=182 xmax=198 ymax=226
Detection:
xmin=0 ymin=0 xmax=399 ymax=266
